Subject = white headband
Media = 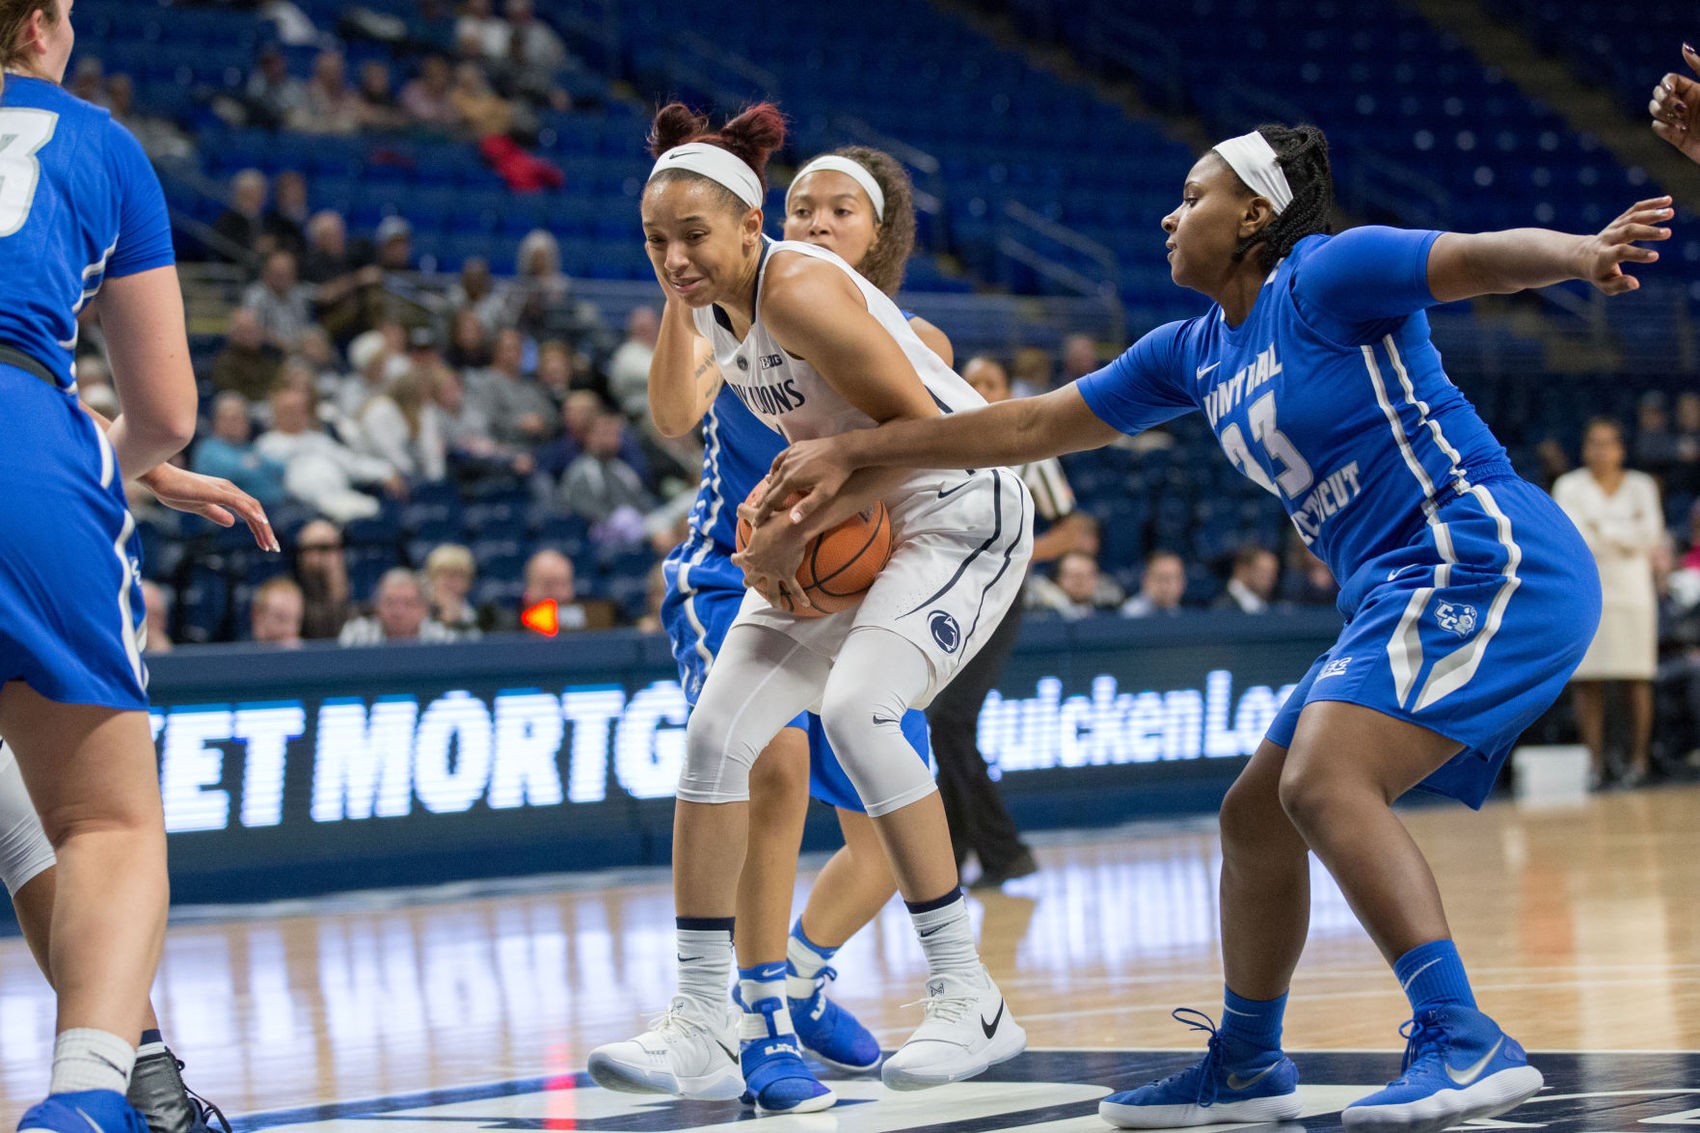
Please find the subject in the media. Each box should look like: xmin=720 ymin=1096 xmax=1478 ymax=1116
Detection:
xmin=1211 ymin=131 xmax=1293 ymax=215
xmin=648 ymin=142 xmax=764 ymax=209
xmin=788 ymin=155 xmax=886 ymax=222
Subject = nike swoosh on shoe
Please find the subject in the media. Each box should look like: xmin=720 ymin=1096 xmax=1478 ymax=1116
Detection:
xmin=1225 ymin=1063 xmax=1281 ymax=1091
xmin=980 ymin=999 xmax=1005 ymax=1039
xmin=1444 ymin=1037 xmax=1505 ymax=1085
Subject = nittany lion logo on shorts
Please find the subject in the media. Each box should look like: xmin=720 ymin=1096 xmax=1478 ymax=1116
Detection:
xmin=1434 ymin=600 xmax=1479 ymax=638
xmin=929 ymin=611 xmax=961 ymax=653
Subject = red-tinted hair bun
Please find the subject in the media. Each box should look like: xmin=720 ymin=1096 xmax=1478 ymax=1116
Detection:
xmin=646 ymin=101 xmax=788 ymax=192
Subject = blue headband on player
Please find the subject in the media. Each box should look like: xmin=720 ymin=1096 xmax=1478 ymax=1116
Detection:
xmin=648 ymin=143 xmax=764 ymax=209
xmin=1212 ymin=131 xmax=1294 ymax=215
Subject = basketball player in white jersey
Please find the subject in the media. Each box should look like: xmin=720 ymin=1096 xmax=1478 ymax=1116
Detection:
xmin=588 ymin=102 xmax=1033 ymax=1098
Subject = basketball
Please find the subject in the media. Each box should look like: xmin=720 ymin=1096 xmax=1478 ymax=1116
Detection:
xmin=735 ymin=478 xmax=892 ymax=616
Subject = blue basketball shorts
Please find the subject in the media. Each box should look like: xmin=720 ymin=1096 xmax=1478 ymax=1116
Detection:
xmin=662 ymin=542 xmax=931 ymax=812
xmin=1267 ymin=476 xmax=1598 ymax=808
xmin=0 ymin=368 xmax=149 ymax=711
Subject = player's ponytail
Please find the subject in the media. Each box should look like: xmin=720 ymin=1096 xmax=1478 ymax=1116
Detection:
xmin=1233 ymin=123 xmax=1334 ymax=272
xmin=0 ymin=0 xmax=58 ymax=95
xmin=645 ymin=101 xmax=788 ymax=214
xmin=831 ymin=147 xmax=917 ymax=297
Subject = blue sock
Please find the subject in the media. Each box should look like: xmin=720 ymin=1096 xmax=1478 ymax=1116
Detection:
xmin=1394 ymin=938 xmax=1477 ymax=1013
xmin=1219 ymin=986 xmax=1286 ymax=1061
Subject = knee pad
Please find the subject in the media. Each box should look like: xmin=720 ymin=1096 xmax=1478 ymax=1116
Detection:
xmin=818 ymin=684 xmax=937 ymax=818
xmin=676 ymin=698 xmax=763 ymax=805
xmin=0 ymin=745 xmax=54 ymax=896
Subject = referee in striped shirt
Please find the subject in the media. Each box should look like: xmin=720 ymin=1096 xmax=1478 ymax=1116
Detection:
xmin=931 ymin=356 xmax=1085 ymax=888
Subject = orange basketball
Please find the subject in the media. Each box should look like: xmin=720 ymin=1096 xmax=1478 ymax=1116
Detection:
xmin=735 ymin=478 xmax=892 ymax=617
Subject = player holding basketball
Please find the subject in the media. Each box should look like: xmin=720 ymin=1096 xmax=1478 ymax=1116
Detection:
xmin=637 ymin=134 xmax=958 ymax=1113
xmin=761 ymin=124 xmax=1670 ymax=1132
xmin=588 ymin=103 xmax=1033 ymax=1099
xmin=0 ymin=0 xmax=255 ymax=1128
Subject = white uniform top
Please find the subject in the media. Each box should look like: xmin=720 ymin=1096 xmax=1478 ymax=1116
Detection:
xmin=1551 ymin=466 xmax=1662 ymax=679
xmin=691 ymin=239 xmax=986 ymax=501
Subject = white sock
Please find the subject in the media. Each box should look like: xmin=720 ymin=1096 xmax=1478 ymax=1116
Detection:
xmin=737 ymin=962 xmax=794 ymax=1040
xmin=785 ymin=924 xmax=834 ymax=999
xmin=48 ymin=1028 xmax=135 ymax=1095
xmin=909 ymin=893 xmax=981 ymax=979
xmin=675 ymin=923 xmax=734 ymax=1016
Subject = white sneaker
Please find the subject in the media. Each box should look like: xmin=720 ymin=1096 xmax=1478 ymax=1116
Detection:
xmin=881 ymin=967 xmax=1027 ymax=1090
xmin=587 ymin=997 xmax=745 ymax=1100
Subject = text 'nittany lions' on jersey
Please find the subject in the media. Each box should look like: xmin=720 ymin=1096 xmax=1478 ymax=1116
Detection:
xmin=1077 ymin=226 xmax=1511 ymax=585
xmin=0 ymin=76 xmax=174 ymax=390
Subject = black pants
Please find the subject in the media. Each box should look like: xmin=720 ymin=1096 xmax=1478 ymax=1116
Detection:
xmin=926 ymin=598 xmax=1029 ymax=873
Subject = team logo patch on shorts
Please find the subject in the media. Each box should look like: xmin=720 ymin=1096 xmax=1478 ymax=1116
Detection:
xmin=929 ymin=611 xmax=961 ymax=653
xmin=1434 ymin=600 xmax=1479 ymax=638
xmin=1319 ymin=656 xmax=1352 ymax=679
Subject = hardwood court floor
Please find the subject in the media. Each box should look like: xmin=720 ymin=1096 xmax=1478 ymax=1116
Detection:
xmin=0 ymin=784 xmax=1695 ymax=1125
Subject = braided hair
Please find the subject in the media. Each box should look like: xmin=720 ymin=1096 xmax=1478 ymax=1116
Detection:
xmin=1230 ymin=123 xmax=1334 ymax=272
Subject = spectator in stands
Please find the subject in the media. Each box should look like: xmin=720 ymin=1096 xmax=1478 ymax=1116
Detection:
xmin=358 ymin=369 xmax=448 ymax=482
xmin=1059 ymin=333 xmax=1100 ymax=386
xmin=447 ymin=307 xmax=494 ymax=369
xmin=104 ymin=73 xmax=192 ymax=162
xmin=211 ymin=308 xmax=284 ymax=402
xmin=373 ymin=215 xmax=415 ymax=273
xmin=213 ymin=168 xmax=268 ymax=264
xmin=607 ymin=306 xmax=660 ymax=420
xmin=448 ymin=257 xmax=513 ymax=334
xmin=1121 ymin=550 xmax=1188 ymax=617
xmin=294 ymin=519 xmax=351 ymax=640
xmin=250 ymin=576 xmax=305 ymax=648
xmin=534 ymin=338 xmax=577 ymax=408
xmin=68 ymin=56 xmax=105 ymax=106
xmin=512 ymin=228 xmax=578 ymax=340
xmin=356 ymin=60 xmax=409 ymax=131
xmin=450 ymin=60 xmax=513 ymax=140
xmin=471 ymin=326 xmax=554 ymax=448
xmin=1010 ymin=344 xmax=1053 ymax=399
xmin=502 ymin=549 xmax=615 ymax=632
xmin=423 ymin=544 xmax=483 ymax=637
xmin=1672 ymin=390 xmax=1700 ymax=495
xmin=1214 ymin=544 xmax=1280 ymax=613
xmin=1553 ymin=417 xmax=1664 ymax=789
xmin=291 ymin=49 xmax=362 ymax=135
xmin=242 ymin=250 xmax=314 ymax=352
xmin=336 ymin=326 xmax=403 ymax=421
xmin=400 ymin=54 xmax=457 ymax=131
xmin=455 ymin=0 xmax=507 ymax=59
xmin=499 ymin=0 xmax=570 ymax=107
xmin=560 ymin=411 xmax=654 ymax=525
xmin=1633 ymin=391 xmax=1678 ymax=483
xmin=245 ymin=45 xmax=308 ymax=130
xmin=1280 ymin=542 xmax=1339 ymax=607
xmin=262 ymin=170 xmax=310 ymax=260
xmin=193 ymin=392 xmax=288 ymax=507
xmin=339 ymin=568 xmax=462 ymax=645
xmin=302 ymin=210 xmax=385 ymax=343
xmin=140 ymin=581 xmax=173 ymax=654
xmin=256 ymin=386 xmax=403 ymax=523
xmin=1030 ymin=549 xmax=1123 ymax=619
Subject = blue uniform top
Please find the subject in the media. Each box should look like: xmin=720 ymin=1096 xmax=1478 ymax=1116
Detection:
xmin=1078 ymin=226 xmax=1511 ymax=591
xmin=0 ymin=76 xmax=175 ymax=391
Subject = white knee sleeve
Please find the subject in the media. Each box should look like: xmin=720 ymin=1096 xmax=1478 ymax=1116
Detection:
xmin=678 ymin=625 xmax=830 ymax=805
xmin=819 ymin=629 xmax=939 ymax=817
xmin=0 ymin=743 xmax=56 ymax=896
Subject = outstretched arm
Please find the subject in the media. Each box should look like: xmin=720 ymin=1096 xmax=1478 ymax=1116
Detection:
xmin=1650 ymin=46 xmax=1700 ymax=164
xmin=1426 ymin=196 xmax=1672 ymax=302
xmin=759 ymin=385 xmax=1120 ymax=526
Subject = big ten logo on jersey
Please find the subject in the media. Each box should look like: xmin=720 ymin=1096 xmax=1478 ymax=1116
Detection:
xmin=727 ymin=374 xmax=806 ymax=419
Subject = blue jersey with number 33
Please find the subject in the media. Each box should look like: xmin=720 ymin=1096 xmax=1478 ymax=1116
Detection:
xmin=1078 ymin=227 xmax=1512 ymax=593
xmin=0 ymin=75 xmax=174 ymax=390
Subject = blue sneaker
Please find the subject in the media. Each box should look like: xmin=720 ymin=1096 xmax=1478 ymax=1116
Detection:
xmin=1099 ymin=1009 xmax=1303 ymax=1129
xmin=1343 ymin=1006 xmax=1543 ymax=1133
xmin=788 ymin=965 xmax=881 ymax=1073
xmin=19 ymin=1091 xmax=147 ymax=1133
xmin=738 ymin=996 xmax=836 ymax=1116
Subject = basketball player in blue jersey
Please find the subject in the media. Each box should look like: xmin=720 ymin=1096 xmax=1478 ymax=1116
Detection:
xmin=761 ymin=123 xmax=1672 ymax=1133
xmin=591 ymin=102 xmax=1033 ymax=1103
xmin=644 ymin=138 xmax=951 ymax=1113
xmin=0 ymin=2 xmax=246 ymax=1130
